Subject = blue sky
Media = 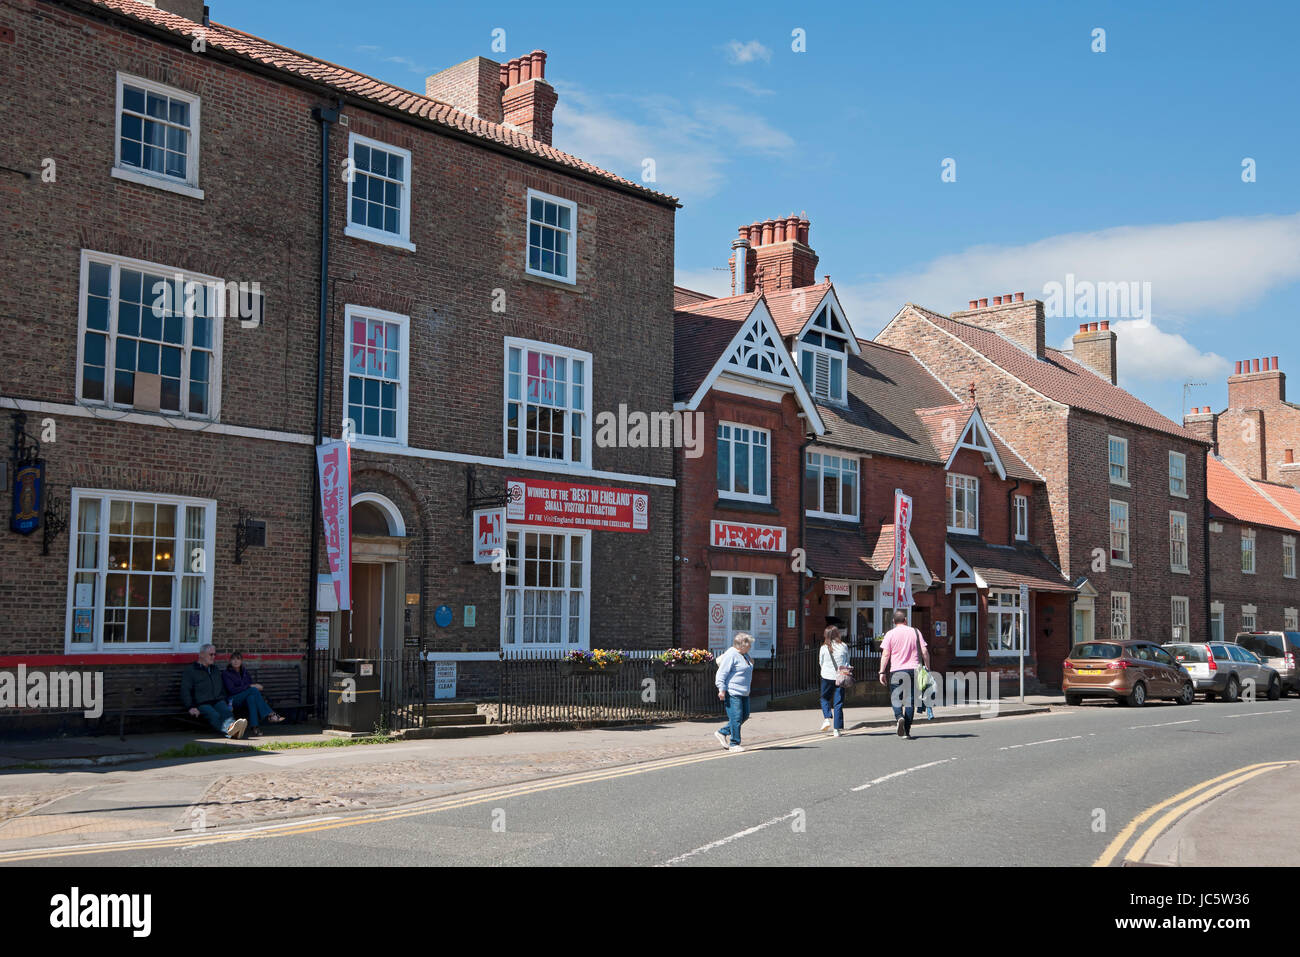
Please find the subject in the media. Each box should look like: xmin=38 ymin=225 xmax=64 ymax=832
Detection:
xmin=214 ymin=0 xmax=1300 ymax=421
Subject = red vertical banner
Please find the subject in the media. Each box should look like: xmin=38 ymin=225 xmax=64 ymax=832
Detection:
xmin=317 ymin=440 xmax=353 ymax=611
xmin=893 ymin=489 xmax=913 ymax=609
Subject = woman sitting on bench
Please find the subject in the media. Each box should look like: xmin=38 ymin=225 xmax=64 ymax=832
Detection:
xmin=222 ymin=651 xmax=286 ymax=737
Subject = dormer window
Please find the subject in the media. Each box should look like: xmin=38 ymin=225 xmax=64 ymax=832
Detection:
xmin=798 ymin=305 xmax=849 ymax=403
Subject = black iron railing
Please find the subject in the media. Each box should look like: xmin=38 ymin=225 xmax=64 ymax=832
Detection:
xmin=769 ymin=642 xmax=881 ymax=699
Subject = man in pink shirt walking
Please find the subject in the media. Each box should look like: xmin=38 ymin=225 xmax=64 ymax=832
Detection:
xmin=878 ymin=609 xmax=930 ymax=739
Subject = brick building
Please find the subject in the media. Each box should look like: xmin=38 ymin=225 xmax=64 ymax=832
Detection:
xmin=0 ymin=0 xmax=677 ymax=726
xmin=1189 ymin=357 xmax=1300 ymax=488
xmin=675 ymin=223 xmax=1074 ymax=687
xmin=878 ymin=299 xmax=1211 ymax=648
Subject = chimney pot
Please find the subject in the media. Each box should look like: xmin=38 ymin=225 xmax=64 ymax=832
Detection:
xmin=508 ymin=59 xmax=520 ymax=86
xmin=1078 ymin=323 xmax=1086 ymax=333
xmin=797 ymin=218 xmax=810 ymax=244
xmin=532 ymin=50 xmax=546 ymax=78
xmin=773 ymin=219 xmax=786 ymax=243
xmin=1234 ymin=361 xmax=1242 ymax=375
xmin=1100 ymin=320 xmax=1110 ymax=331
xmin=969 ymin=300 xmax=979 ymax=310
xmin=1272 ymin=356 xmax=1280 ymax=370
xmin=978 ymin=298 xmax=988 ymax=308
xmin=1254 ymin=358 xmax=1261 ymax=372
xmin=1003 ymin=293 xmax=1013 ymax=304
xmin=993 ymin=296 xmax=1002 ymax=306
xmin=1015 ymin=291 xmax=1025 ymax=302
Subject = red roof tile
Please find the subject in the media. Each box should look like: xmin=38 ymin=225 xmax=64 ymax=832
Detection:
xmin=900 ymin=304 xmax=1206 ymax=442
xmin=914 ymin=404 xmax=1041 ymax=483
xmin=949 ymin=540 xmax=1075 ymax=593
xmin=1207 ymin=457 xmax=1300 ymax=531
xmin=80 ymin=0 xmax=677 ymax=205
xmin=674 ymin=286 xmax=717 ymax=309
xmin=805 ymin=527 xmax=884 ymax=581
xmin=1258 ymin=481 xmax=1300 ymax=525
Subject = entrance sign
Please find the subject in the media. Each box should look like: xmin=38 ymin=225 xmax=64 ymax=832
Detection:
xmin=893 ymin=490 xmax=913 ymax=609
xmin=316 ymin=440 xmax=352 ymax=611
xmin=472 ymin=508 xmax=503 ymax=563
xmin=506 ymin=478 xmax=648 ymax=533
xmin=824 ymin=581 xmax=850 ymax=597
xmin=710 ymin=520 xmax=786 ymax=552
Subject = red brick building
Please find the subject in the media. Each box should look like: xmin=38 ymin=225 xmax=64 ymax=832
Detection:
xmin=878 ymin=299 xmax=1211 ymax=650
xmin=1191 ymin=357 xmax=1300 ymax=488
xmin=675 ymin=223 xmax=1074 ymax=687
xmin=1 ymin=0 xmax=677 ymax=725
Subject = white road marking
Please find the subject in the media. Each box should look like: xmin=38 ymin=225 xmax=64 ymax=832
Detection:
xmin=999 ymin=734 xmax=1087 ymax=751
xmin=1128 ymin=720 xmax=1199 ymax=730
xmin=1225 ymin=710 xmax=1291 ymax=719
xmin=659 ymin=809 xmax=802 ymax=866
xmin=850 ymin=758 xmax=957 ymax=791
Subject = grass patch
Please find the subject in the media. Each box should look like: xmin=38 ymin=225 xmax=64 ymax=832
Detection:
xmin=256 ymin=734 xmax=399 ymax=750
xmin=154 ymin=742 xmax=246 ymax=759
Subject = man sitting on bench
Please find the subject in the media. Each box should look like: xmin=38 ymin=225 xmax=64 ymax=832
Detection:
xmin=182 ymin=644 xmax=248 ymax=739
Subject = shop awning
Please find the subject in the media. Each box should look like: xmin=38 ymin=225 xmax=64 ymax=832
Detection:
xmin=945 ymin=540 xmax=1075 ymax=594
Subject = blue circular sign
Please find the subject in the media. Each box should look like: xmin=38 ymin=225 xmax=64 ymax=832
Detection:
xmin=434 ymin=604 xmax=453 ymax=627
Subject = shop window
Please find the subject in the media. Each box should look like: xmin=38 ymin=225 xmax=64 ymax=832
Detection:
xmin=707 ymin=573 xmax=777 ymax=657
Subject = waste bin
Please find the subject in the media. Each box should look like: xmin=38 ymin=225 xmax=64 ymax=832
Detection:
xmin=328 ymin=658 xmax=381 ymax=732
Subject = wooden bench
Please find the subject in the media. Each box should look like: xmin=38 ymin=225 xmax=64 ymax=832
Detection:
xmin=232 ymin=662 xmax=310 ymax=725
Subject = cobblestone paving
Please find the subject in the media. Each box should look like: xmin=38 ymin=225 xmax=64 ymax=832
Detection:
xmin=196 ymin=739 xmax=718 ymax=826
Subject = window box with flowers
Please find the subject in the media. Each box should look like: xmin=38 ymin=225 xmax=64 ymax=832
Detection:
xmin=654 ymin=648 xmax=716 ymax=673
xmin=558 ymin=649 xmax=625 ymax=675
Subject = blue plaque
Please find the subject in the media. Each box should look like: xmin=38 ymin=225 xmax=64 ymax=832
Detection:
xmin=434 ymin=604 xmax=453 ymax=627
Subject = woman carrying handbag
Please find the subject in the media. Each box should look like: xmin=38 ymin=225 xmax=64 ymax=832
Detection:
xmin=818 ymin=625 xmax=852 ymax=737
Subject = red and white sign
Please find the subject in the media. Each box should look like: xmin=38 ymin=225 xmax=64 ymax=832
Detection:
xmin=823 ymin=581 xmax=851 ymax=597
xmin=316 ymin=440 xmax=352 ymax=611
xmin=505 ymin=478 xmax=648 ymax=533
xmin=893 ymin=489 xmax=913 ymax=609
xmin=472 ymin=508 xmax=503 ymax=564
xmin=711 ymin=520 xmax=786 ymax=552
xmin=708 ymin=600 xmax=728 ymax=654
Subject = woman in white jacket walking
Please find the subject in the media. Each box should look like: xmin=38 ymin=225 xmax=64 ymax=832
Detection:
xmin=819 ymin=625 xmax=850 ymax=736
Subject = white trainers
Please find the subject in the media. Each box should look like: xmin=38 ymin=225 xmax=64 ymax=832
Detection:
xmin=820 ymin=718 xmax=832 ymax=731
xmin=832 ymin=728 xmax=842 ymax=737
xmin=729 ymin=744 xmax=745 ymax=752
xmin=227 ymin=718 xmax=249 ymax=740
xmin=714 ymin=730 xmax=729 ymax=750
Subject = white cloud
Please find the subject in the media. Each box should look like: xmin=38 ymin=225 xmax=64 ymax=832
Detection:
xmin=724 ymin=40 xmax=772 ymax=65
xmin=1059 ymin=320 xmax=1230 ymax=385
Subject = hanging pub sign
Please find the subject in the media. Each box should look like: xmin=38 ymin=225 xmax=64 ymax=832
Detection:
xmin=472 ymin=508 xmax=503 ymax=563
xmin=505 ymin=478 xmax=648 ymax=532
xmin=316 ymin=440 xmax=352 ymax=611
xmin=10 ymin=460 xmax=43 ymax=535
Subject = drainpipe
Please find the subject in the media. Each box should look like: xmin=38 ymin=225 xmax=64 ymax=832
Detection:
xmin=1201 ymin=458 xmax=1212 ymax=642
xmin=307 ymin=99 xmax=341 ymax=704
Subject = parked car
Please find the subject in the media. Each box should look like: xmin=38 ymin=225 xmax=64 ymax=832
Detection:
xmin=1231 ymin=632 xmax=1300 ymax=697
xmin=1063 ymin=639 xmax=1195 ymax=707
xmin=1165 ymin=642 xmax=1281 ymax=701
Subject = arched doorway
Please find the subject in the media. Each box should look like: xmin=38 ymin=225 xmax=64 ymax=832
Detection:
xmin=343 ymin=493 xmax=408 ymax=660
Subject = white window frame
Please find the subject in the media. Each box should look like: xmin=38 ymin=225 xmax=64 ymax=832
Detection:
xmin=500 ymin=526 xmax=590 ymax=650
xmin=1168 ymin=451 xmax=1187 ymax=498
xmin=1171 ymin=596 xmax=1190 ymax=642
xmin=1241 ymin=527 xmax=1256 ymax=575
xmin=716 ymin=422 xmax=771 ymax=503
xmin=342 ymin=305 xmax=410 ymax=447
xmin=1210 ymin=602 xmax=1224 ymax=642
xmin=76 ymin=250 xmax=224 ymax=421
xmin=1169 ymin=510 xmax=1189 ymax=574
xmin=828 ymin=582 xmax=877 ymax=644
xmin=1241 ymin=605 xmax=1257 ymax=632
xmin=1109 ymin=499 xmax=1131 ymax=567
xmin=112 ymin=72 xmax=203 ymax=199
xmin=345 ymin=133 xmax=415 ymax=252
xmin=707 ymin=572 xmax=778 ymax=658
xmin=65 ymin=488 xmax=216 ymax=653
xmin=1284 ymin=535 xmax=1296 ymax=579
xmin=946 ymin=473 xmax=979 ymax=535
xmin=796 ymin=304 xmax=850 ymax=404
xmin=503 ymin=337 xmax=592 ymax=468
xmin=1108 ymin=435 xmax=1129 ymax=486
xmin=1111 ymin=591 xmax=1131 ymax=641
xmin=1285 ymin=608 xmax=1299 ymax=631
xmin=805 ymin=449 xmax=859 ymax=521
xmin=986 ymin=589 xmax=1026 ymax=656
xmin=955 ymin=588 xmax=979 ymax=657
xmin=525 ymin=188 xmax=578 ymax=285
xmin=1014 ymin=494 xmax=1029 ymax=541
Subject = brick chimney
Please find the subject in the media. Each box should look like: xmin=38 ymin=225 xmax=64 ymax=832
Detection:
xmin=136 ymin=0 xmax=207 ymax=21
xmin=1182 ymin=406 xmax=1218 ymax=452
xmin=953 ymin=292 xmax=1047 ymax=360
xmin=1227 ymin=356 xmax=1286 ymax=409
xmin=1280 ymin=449 xmax=1300 ymax=489
xmin=1066 ymin=320 xmax=1118 ymax=384
xmin=500 ymin=51 xmax=557 ymax=145
xmin=426 ymin=57 xmax=505 ymax=124
xmin=739 ymin=214 xmax=817 ymax=293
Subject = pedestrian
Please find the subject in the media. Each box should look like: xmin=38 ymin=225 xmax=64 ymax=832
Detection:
xmin=819 ymin=625 xmax=850 ymax=736
xmin=713 ymin=632 xmax=754 ymax=752
xmin=222 ymin=651 xmax=287 ymax=737
xmin=181 ymin=644 xmax=248 ymax=739
xmin=877 ymin=610 xmax=930 ymax=739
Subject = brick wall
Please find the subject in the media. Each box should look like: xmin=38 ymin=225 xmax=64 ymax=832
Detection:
xmin=1218 ymin=363 xmax=1300 ymax=484
xmin=1208 ymin=518 xmax=1298 ymax=635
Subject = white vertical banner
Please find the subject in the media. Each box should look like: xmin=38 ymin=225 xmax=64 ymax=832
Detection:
xmin=893 ymin=489 xmax=913 ymax=609
xmin=317 ymin=440 xmax=353 ymax=611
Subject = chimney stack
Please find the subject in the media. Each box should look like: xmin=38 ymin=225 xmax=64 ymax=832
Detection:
xmin=954 ymin=291 xmax=1047 ymax=360
xmin=737 ymin=213 xmax=819 ymax=293
xmin=1182 ymin=405 xmax=1218 ymax=453
xmin=426 ymin=50 xmax=557 ymax=144
xmin=1068 ymin=319 xmax=1118 ymax=384
xmin=1227 ymin=355 xmax=1286 ymax=409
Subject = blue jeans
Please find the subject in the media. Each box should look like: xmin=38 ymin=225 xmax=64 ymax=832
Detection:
xmin=719 ymin=693 xmax=750 ymax=745
xmin=196 ymin=700 xmax=235 ymax=735
xmin=889 ymin=669 xmax=916 ymax=733
xmin=820 ymin=678 xmax=845 ymax=729
xmin=230 ymin=687 xmax=273 ymax=728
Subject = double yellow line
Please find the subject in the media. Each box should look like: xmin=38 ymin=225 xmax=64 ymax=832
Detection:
xmin=0 ymin=728 xmax=841 ymax=864
xmin=1094 ymin=760 xmax=1297 ymax=867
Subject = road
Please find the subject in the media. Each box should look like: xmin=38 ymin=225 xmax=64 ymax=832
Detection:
xmin=5 ymin=699 xmax=1297 ymax=866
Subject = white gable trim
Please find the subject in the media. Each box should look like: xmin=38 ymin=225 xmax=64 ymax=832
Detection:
xmin=684 ymin=298 xmax=826 ymax=433
xmin=883 ymin=534 xmax=935 ymax=592
xmin=944 ymin=543 xmax=986 ymax=594
xmin=946 ymin=407 xmax=1008 ymax=480
xmin=791 ymin=287 xmax=862 ymax=357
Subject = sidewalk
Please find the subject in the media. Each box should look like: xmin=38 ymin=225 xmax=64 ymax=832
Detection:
xmin=0 ymin=697 xmax=1053 ymax=851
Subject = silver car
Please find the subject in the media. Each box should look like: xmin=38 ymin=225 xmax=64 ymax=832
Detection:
xmin=1232 ymin=632 xmax=1300 ymax=696
xmin=1166 ymin=642 xmax=1281 ymax=701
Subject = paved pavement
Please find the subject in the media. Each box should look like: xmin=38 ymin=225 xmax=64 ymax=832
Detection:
xmin=1 ymin=696 xmax=1295 ymax=865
